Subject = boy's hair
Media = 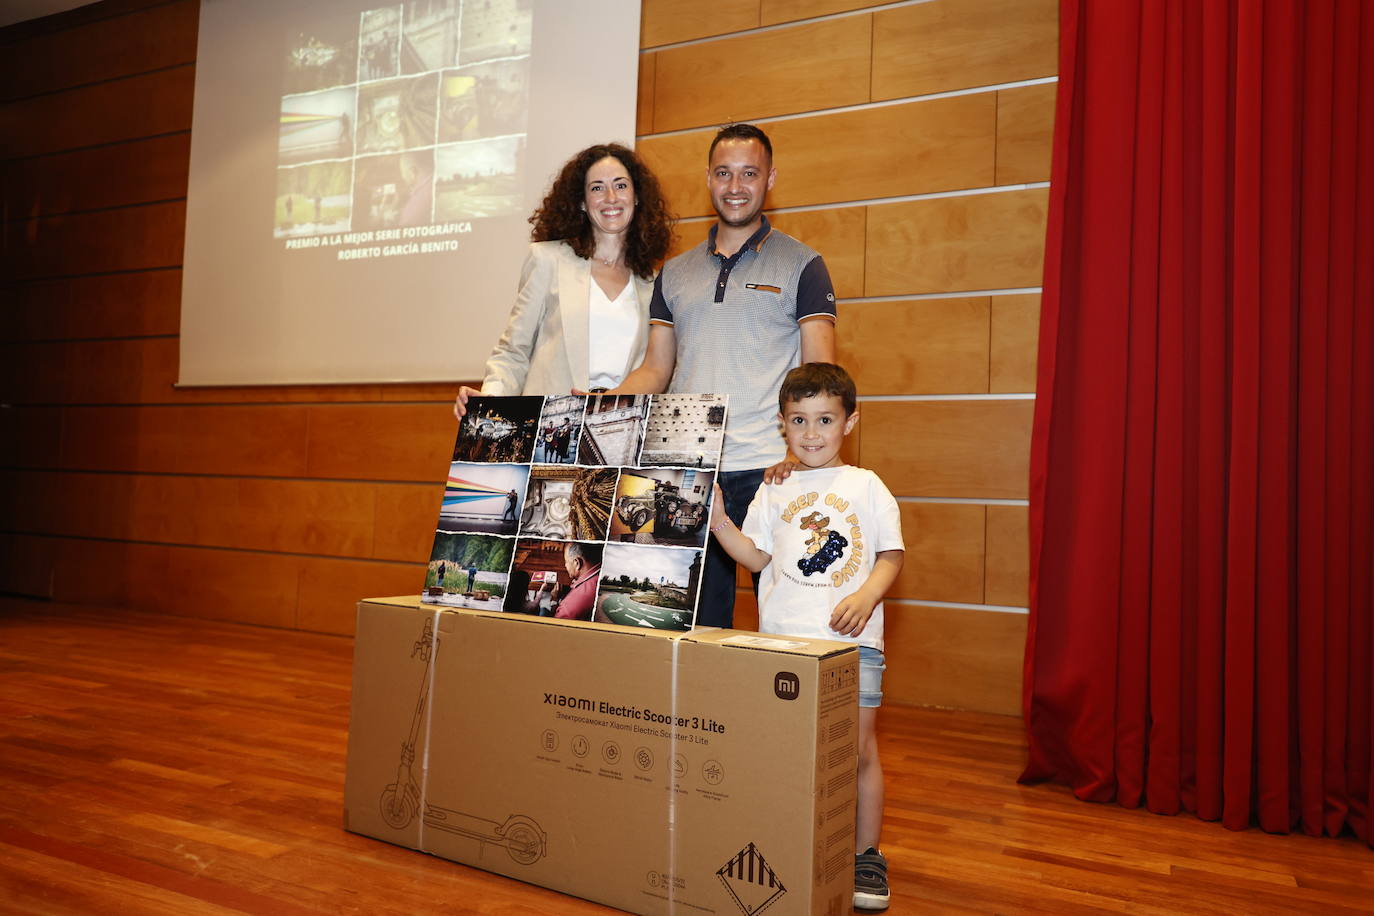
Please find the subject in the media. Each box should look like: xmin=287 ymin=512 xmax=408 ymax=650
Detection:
xmin=779 ymin=362 xmax=857 ymax=416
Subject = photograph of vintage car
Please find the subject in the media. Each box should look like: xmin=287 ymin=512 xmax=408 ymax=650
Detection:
xmin=610 ymin=468 xmax=714 ymax=549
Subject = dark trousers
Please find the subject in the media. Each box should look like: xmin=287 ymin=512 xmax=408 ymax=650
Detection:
xmin=695 ymin=467 xmax=765 ymax=628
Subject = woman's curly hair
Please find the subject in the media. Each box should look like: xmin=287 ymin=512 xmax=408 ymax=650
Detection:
xmin=529 ymin=144 xmax=675 ymax=279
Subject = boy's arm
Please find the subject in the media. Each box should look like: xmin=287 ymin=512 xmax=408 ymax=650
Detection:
xmin=708 ymin=483 xmax=771 ymax=573
xmin=829 ymin=549 xmax=904 ymax=637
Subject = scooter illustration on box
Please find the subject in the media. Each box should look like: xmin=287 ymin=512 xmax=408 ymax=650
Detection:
xmin=379 ymin=617 xmax=547 ymax=865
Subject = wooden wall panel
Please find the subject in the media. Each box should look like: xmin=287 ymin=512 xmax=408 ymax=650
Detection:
xmin=59 ymin=405 xmax=312 ymax=477
xmin=0 ymin=533 xmax=56 ymax=598
xmin=760 ymin=0 xmax=892 ymax=25
xmin=1 ymin=407 xmax=62 ymax=468
xmin=303 ymin=404 xmax=453 ymax=482
xmin=65 ymin=337 xmax=177 ymax=405
xmin=1 ymin=471 xmax=438 ymax=563
xmin=6 ymin=201 xmax=186 ymax=281
xmin=764 ymin=93 xmax=998 ymax=209
xmin=889 ymin=502 xmax=985 ymax=604
xmin=872 ymin=0 xmax=1058 ymax=101
xmin=179 ymin=381 xmax=460 ymax=405
xmin=985 ymin=504 xmax=1028 ymax=607
xmin=0 ymin=65 xmax=195 ymax=159
xmin=860 ymin=399 xmax=1033 ymax=498
xmin=4 ymin=134 xmax=191 ymax=219
xmin=636 ymin=53 xmax=656 ymax=135
xmin=865 ymin=188 xmax=1049 ymax=296
xmin=53 ymin=404 xmax=456 ymax=480
xmin=990 ymin=293 xmax=1040 ymax=392
xmin=640 ymin=93 xmax=997 ymax=219
xmin=731 ymin=587 xmax=759 ymax=632
xmin=637 ymin=134 xmax=709 ymax=218
xmin=663 ymin=218 xmax=709 ymax=256
xmin=2 ymin=337 xmax=174 ymax=405
xmin=996 ymin=82 xmax=1056 ymax=185
xmin=4 ymin=270 xmax=182 ymax=342
xmin=652 ymin=16 xmax=871 ymax=131
xmin=372 ymin=483 xmax=446 ymax=562
xmin=25 ymin=533 xmax=423 ymax=634
xmin=297 ymin=559 xmax=424 ymax=635
xmin=0 ymin=0 xmax=163 ymax=42
xmin=146 ymin=547 xmax=305 ymax=627
xmin=0 ymin=0 xmax=197 ymax=100
xmin=640 ymin=0 xmax=759 ymax=48
xmin=883 ymin=603 xmax=1026 ymax=713
xmin=837 ymin=296 xmax=990 ymax=395
xmin=765 ymin=207 xmax=866 ymax=299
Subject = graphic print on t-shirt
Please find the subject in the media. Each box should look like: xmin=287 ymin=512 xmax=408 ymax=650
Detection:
xmin=778 ymin=491 xmax=868 ymax=589
xmin=795 ymin=509 xmax=848 ymax=577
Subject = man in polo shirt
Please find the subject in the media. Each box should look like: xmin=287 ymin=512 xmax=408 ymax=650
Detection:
xmin=608 ymin=123 xmax=837 ymax=628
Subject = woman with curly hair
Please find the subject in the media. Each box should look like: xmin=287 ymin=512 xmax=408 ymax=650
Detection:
xmin=455 ymin=143 xmax=673 ymax=413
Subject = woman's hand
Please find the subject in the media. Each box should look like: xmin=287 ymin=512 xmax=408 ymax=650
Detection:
xmin=453 ymin=385 xmax=481 ymax=419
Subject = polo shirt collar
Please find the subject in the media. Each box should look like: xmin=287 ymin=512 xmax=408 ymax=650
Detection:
xmin=707 ymin=215 xmax=773 ymax=259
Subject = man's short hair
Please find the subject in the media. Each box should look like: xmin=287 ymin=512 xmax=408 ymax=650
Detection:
xmin=779 ymin=362 xmax=858 ymax=417
xmin=708 ymin=123 xmax=773 ymax=164
xmin=566 ymin=541 xmax=604 ymax=567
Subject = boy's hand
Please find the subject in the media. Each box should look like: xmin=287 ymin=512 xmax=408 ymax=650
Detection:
xmin=710 ymin=482 xmax=728 ymax=529
xmin=829 ymin=591 xmax=878 ymax=637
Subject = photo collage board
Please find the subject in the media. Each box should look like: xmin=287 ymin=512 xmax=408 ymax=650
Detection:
xmin=423 ymin=393 xmax=728 ymax=631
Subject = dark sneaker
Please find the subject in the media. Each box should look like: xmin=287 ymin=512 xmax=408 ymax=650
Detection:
xmin=854 ymin=847 xmax=890 ymax=910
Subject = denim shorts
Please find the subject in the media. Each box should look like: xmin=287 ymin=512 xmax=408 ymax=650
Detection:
xmin=858 ymin=646 xmax=886 ymax=709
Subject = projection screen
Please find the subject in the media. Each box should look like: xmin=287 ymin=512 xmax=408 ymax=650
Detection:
xmin=179 ymin=0 xmax=641 ymax=386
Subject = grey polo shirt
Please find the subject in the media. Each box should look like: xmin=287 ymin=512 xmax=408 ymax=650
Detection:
xmin=649 ymin=217 xmax=836 ymax=471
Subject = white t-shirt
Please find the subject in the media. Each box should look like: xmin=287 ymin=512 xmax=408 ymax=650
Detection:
xmin=587 ymin=278 xmax=640 ymax=390
xmin=741 ymin=465 xmax=903 ymax=650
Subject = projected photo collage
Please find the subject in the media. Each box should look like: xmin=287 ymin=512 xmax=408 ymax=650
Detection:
xmin=424 ymin=393 xmax=729 ymax=631
xmin=275 ymin=0 xmax=533 ymax=238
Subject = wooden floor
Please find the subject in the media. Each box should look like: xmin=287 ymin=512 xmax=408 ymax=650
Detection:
xmin=1 ymin=599 xmax=1370 ymax=915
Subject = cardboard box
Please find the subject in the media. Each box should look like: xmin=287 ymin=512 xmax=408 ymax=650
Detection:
xmin=344 ymin=597 xmax=859 ymax=916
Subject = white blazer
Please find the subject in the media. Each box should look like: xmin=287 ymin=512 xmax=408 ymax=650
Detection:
xmin=480 ymin=240 xmax=654 ymax=396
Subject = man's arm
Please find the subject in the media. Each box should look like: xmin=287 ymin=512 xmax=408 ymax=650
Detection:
xmin=601 ymin=323 xmax=677 ymax=394
xmin=796 ymin=254 xmax=837 ymax=365
xmin=829 ymin=549 xmax=904 ymax=637
xmin=799 ymin=316 xmax=836 ymax=364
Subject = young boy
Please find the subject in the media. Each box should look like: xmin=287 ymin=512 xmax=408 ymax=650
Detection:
xmin=709 ymin=362 xmax=904 ymax=911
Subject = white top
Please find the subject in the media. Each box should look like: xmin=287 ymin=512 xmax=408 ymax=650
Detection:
xmin=742 ymin=465 xmax=904 ymax=651
xmin=587 ymin=278 xmax=640 ymax=390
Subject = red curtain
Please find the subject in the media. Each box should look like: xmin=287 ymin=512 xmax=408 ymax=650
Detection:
xmin=1023 ymin=0 xmax=1374 ymax=843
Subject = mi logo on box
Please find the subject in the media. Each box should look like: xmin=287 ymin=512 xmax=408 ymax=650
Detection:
xmin=773 ymin=672 xmax=800 ymax=700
